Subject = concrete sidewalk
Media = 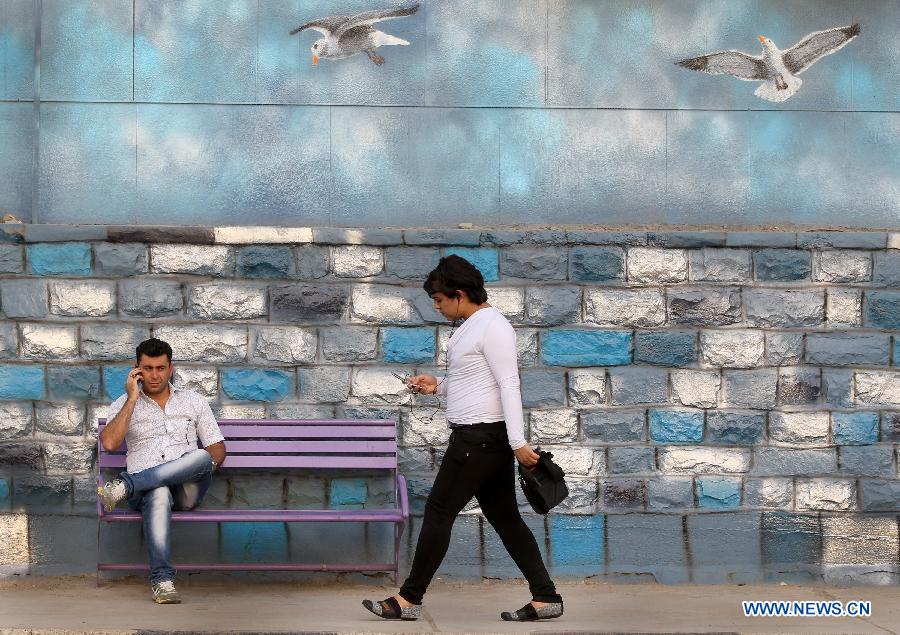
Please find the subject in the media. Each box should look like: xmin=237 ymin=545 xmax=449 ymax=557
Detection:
xmin=0 ymin=576 xmax=897 ymax=635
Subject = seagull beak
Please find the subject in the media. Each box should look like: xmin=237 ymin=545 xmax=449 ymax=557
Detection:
xmin=312 ymin=55 xmax=319 ymax=65
xmin=758 ymin=35 xmax=766 ymax=43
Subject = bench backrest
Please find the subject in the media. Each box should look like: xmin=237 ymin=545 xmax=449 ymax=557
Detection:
xmin=97 ymin=419 xmax=399 ymax=471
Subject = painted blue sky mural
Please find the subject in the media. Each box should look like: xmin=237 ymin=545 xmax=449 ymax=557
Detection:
xmin=0 ymin=0 xmax=898 ymax=227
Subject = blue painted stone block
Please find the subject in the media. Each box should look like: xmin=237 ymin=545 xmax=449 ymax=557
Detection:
xmin=236 ymin=246 xmax=293 ymax=279
xmin=0 ymin=365 xmax=45 ymax=400
xmin=753 ymin=250 xmax=810 ymax=281
xmin=865 ymin=292 xmax=900 ymax=329
xmin=696 ymin=478 xmax=741 ymax=508
xmin=27 ymin=242 xmax=92 ymax=276
xmin=541 ymin=330 xmax=632 ymax=367
xmin=0 ymin=478 xmax=9 ymax=509
xmin=221 ymin=522 xmax=288 ymax=562
xmin=222 ymin=369 xmax=292 ymax=402
xmin=48 ymin=365 xmax=101 ymax=400
xmin=706 ymin=411 xmax=765 ymax=445
xmin=330 ymin=478 xmax=368 ymax=509
xmin=649 ymin=409 xmax=704 ymax=443
xmin=634 ymin=330 xmax=696 ymax=366
xmin=832 ymin=412 xmax=879 ymax=445
xmin=381 ymin=328 xmax=435 ymax=364
xmin=102 ymin=365 xmax=132 ymax=402
xmin=442 ymin=247 xmax=499 ymax=282
xmin=569 ymin=247 xmax=624 ymax=282
xmin=896 ymin=337 xmax=900 ymax=367
xmin=550 ymin=514 xmax=604 ymax=568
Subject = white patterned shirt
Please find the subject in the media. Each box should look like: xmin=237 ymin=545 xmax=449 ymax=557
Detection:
xmin=107 ymin=384 xmax=224 ymax=474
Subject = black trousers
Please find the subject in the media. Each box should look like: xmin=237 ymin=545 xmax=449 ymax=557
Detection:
xmin=399 ymin=421 xmax=561 ymax=605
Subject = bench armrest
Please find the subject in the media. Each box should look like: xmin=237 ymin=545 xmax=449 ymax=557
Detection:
xmin=396 ymin=473 xmax=409 ymax=520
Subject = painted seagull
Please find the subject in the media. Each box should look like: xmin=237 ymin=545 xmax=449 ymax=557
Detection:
xmin=289 ymin=3 xmax=419 ymax=66
xmin=676 ymin=23 xmax=860 ymax=102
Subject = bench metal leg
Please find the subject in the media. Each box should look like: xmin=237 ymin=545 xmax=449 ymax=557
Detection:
xmin=95 ymin=520 xmax=102 ymax=587
xmin=393 ymin=521 xmax=403 ymax=586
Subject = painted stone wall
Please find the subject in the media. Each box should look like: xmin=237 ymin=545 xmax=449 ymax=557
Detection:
xmin=1 ymin=0 xmax=899 ymax=226
xmin=1 ymin=224 xmax=899 ymax=583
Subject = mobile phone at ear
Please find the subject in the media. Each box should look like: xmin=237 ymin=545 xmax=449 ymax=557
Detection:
xmin=391 ymin=371 xmax=410 ymax=383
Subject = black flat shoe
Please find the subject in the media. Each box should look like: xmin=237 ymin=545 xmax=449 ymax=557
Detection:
xmin=501 ymin=601 xmax=563 ymax=621
xmin=362 ymin=596 xmax=422 ymax=621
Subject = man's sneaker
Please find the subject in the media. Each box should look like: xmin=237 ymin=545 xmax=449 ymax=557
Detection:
xmin=151 ymin=580 xmax=181 ymax=604
xmin=97 ymin=479 xmax=127 ymax=512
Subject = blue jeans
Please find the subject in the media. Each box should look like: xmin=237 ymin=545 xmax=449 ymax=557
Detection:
xmin=120 ymin=448 xmax=214 ymax=584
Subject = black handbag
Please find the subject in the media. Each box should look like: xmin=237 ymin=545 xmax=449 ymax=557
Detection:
xmin=517 ymin=449 xmax=569 ymax=514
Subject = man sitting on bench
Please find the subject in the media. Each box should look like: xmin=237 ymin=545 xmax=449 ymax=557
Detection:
xmin=97 ymin=337 xmax=226 ymax=604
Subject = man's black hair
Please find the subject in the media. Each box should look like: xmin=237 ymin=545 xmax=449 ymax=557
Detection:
xmin=136 ymin=338 xmax=173 ymax=363
xmin=423 ymin=255 xmax=488 ymax=304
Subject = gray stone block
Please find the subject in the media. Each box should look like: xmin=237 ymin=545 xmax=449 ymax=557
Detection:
xmin=647 ymin=477 xmax=693 ymax=510
xmin=267 ymin=403 xmax=335 ymax=419
xmin=0 ymin=244 xmax=24 ymax=273
xmin=777 ymin=367 xmax=821 ymax=406
xmin=881 ymin=412 xmax=900 ymax=442
xmin=769 ymin=411 xmax=829 ymax=445
xmin=744 ymin=478 xmax=793 ymax=508
xmin=855 ymin=371 xmax=900 ymax=407
xmin=609 ymin=367 xmax=668 ymax=405
xmin=172 ymin=367 xmax=218 ymax=397
xmin=81 ymin=324 xmax=150 ymax=361
xmin=108 ymin=225 xmax=214 ymax=244
xmin=189 ymin=283 xmax=267 ymax=320
xmin=839 ymin=446 xmax=895 ymax=477
xmin=765 ymin=332 xmax=804 ymax=366
xmin=295 ymin=245 xmax=330 ymax=279
xmin=706 ymin=411 xmax=765 ymax=445
xmin=398 ymin=447 xmax=434 ymax=472
xmin=701 ymin=330 xmax=764 ymax=367
xmin=822 ymin=369 xmax=853 ymax=407
xmin=313 ymin=227 xmax=402 ymax=246
xmin=403 ymin=229 xmax=481 ymax=246
xmin=485 ymin=287 xmax=525 ymax=321
xmin=384 ymin=247 xmax=439 ymax=280
xmin=524 ymin=286 xmax=580 ymax=325
xmin=753 ymin=249 xmax=811 ymax=281
xmin=500 ymin=248 xmax=567 ymax=280
xmin=333 ymin=245 xmax=384 ymax=278
xmin=689 ymin=248 xmax=751 ymax=282
xmin=13 ymin=474 xmax=71 ymax=510
xmin=21 ymin=324 xmax=77 ymax=359
xmin=668 ymin=288 xmax=741 ymax=326
xmin=606 ymin=514 xmax=687 ymax=583
xmin=529 ymin=409 xmax=578 ymax=443
xmin=120 ymin=279 xmax=183 ymax=317
xmin=154 ymin=325 xmax=248 ymax=362
xmin=627 ymin=248 xmax=687 ymax=283
xmin=515 ymin=328 xmax=538 ymax=366
xmin=566 ymin=230 xmax=647 ymax=245
xmin=298 ymin=367 xmax=351 ymax=403
xmin=0 ymin=322 xmax=17 ymax=359
xmin=271 ymin=284 xmax=350 ymax=322
xmin=252 ymin=327 xmax=317 ymax=363
xmin=48 ymin=280 xmax=115 ymax=317
xmin=873 ymin=251 xmax=900 ymax=286
xmin=722 ymin=369 xmax=777 ymax=409
xmin=44 ymin=442 xmax=95 ymax=474
xmin=601 ymin=479 xmax=646 ymax=510
xmin=94 ymin=243 xmax=148 ymax=276
xmin=0 ymin=402 xmax=33 ymax=439
xmin=688 ymin=513 xmax=763 ymax=584
xmin=753 ymin=448 xmax=837 ymax=476
xmin=321 ymin=326 xmax=378 ymax=362
xmin=806 ymin=332 xmax=890 ymax=366
xmin=520 ymin=370 xmax=566 ymax=407
xmin=796 ymin=479 xmax=855 ymax=511
xmin=581 ymin=410 xmax=645 ymax=443
xmin=285 ymin=475 xmax=327 ymax=508
xmin=744 ymin=289 xmax=825 ymax=328
xmin=236 ymin=246 xmax=294 ymax=279
xmin=608 ymin=447 xmax=656 ymax=474
xmin=350 ymin=285 xmax=422 ymax=324
xmin=547 ymin=446 xmax=604 ymax=476
xmin=648 ymin=231 xmax=726 ymax=248
xmin=567 ymin=369 xmax=607 ymax=407
xmin=1 ymin=279 xmax=48 ymax=318
xmin=569 ymin=246 xmax=625 ymax=282
xmin=658 ymin=447 xmax=751 ymax=474
xmin=34 ymin=403 xmax=83 ymax=435
xmin=150 ymin=244 xmax=234 ymax=276
xmin=726 ymin=232 xmax=796 ymax=247
xmin=0 ymin=442 xmax=42 ymax=470
xmin=825 ymin=288 xmax=862 ymax=327
xmin=797 ymin=231 xmax=886 ymax=249
xmin=813 ymin=250 xmax=872 ymax=283
xmin=670 ymin=370 xmax=719 ymax=408
xmin=859 ymin=480 xmax=900 ymax=511
xmin=584 ymin=288 xmax=665 ymax=327
xmin=481 ymin=230 xmax=567 ymax=246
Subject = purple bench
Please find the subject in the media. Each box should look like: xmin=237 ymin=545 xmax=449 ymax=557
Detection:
xmin=96 ymin=418 xmax=409 ymax=583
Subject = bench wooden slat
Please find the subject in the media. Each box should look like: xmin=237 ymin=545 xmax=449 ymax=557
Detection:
xmin=99 ymin=424 xmax=397 ymax=439
xmin=99 ymin=454 xmax=399 ymax=469
xmin=224 ymin=440 xmax=397 ymax=453
xmin=101 ymin=508 xmax=405 ymax=522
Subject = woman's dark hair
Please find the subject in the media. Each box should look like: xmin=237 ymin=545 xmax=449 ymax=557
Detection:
xmin=423 ymin=255 xmax=488 ymax=304
xmin=136 ymin=338 xmax=173 ymax=363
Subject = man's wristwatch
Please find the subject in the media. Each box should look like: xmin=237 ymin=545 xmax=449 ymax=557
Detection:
xmin=210 ymin=459 xmax=218 ymax=471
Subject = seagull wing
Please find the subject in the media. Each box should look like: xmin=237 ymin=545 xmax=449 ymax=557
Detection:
xmin=676 ymin=50 xmax=768 ymax=81
xmin=289 ymin=16 xmax=349 ymax=37
xmin=783 ymin=24 xmax=860 ymax=75
xmin=336 ymin=3 xmax=419 ymax=36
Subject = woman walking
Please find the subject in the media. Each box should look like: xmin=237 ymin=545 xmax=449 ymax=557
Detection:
xmin=362 ymin=255 xmax=563 ymax=622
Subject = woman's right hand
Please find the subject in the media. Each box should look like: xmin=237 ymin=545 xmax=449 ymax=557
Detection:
xmin=407 ymin=374 xmax=438 ymax=395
